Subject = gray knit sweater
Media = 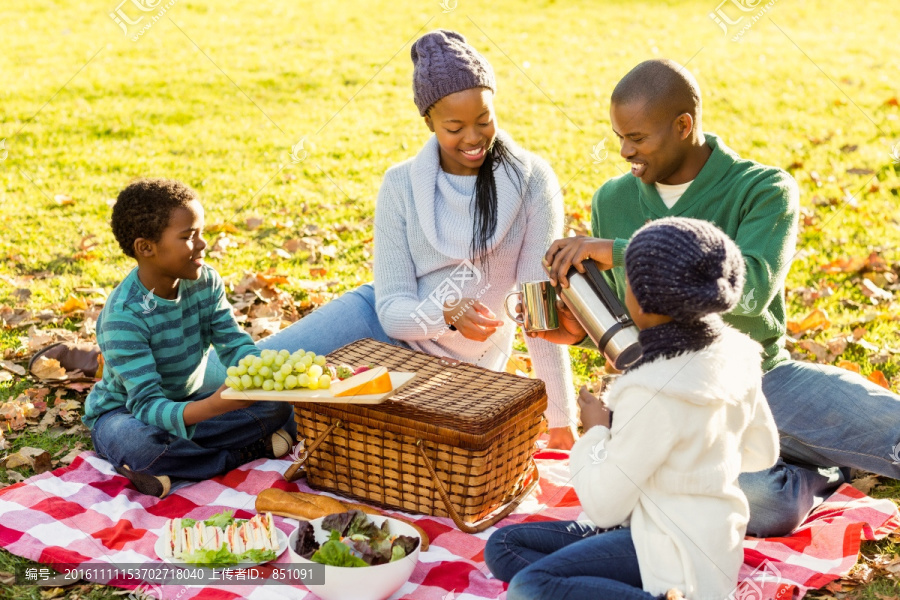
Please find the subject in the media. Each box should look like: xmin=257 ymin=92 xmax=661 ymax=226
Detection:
xmin=373 ymin=130 xmax=575 ymax=428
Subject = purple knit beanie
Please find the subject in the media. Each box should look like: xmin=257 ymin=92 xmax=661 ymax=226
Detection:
xmin=411 ymin=29 xmax=496 ymax=116
xmin=625 ymin=217 xmax=745 ymax=321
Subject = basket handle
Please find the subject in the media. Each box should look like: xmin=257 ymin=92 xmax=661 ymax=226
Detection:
xmin=415 ymin=439 xmax=538 ymax=533
xmin=284 ymin=419 xmax=342 ymax=482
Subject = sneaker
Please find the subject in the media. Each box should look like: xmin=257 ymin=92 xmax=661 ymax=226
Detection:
xmin=235 ymin=429 xmax=294 ymax=464
xmin=268 ymin=429 xmax=293 ymax=459
xmin=116 ymin=465 xmax=171 ymax=498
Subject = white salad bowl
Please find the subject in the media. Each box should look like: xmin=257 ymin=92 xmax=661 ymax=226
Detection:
xmin=287 ymin=514 xmax=420 ymax=600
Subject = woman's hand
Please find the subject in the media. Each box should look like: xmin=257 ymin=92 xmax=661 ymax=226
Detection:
xmin=444 ymin=298 xmax=503 ymax=342
xmin=183 ymin=384 xmax=256 ymax=426
xmin=543 ymin=236 xmax=615 ymax=289
xmin=547 ymin=426 xmax=576 ymax=450
xmin=577 ymin=385 xmax=611 ymax=430
xmin=524 ymin=299 xmax=588 ymax=345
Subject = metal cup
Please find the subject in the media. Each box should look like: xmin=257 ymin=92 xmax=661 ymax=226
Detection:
xmin=505 ymin=280 xmax=559 ymax=332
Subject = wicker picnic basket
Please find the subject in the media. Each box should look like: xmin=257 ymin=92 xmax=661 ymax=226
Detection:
xmin=286 ymin=338 xmax=547 ymax=533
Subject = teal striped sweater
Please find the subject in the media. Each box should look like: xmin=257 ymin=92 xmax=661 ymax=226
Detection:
xmin=83 ymin=265 xmax=259 ymax=438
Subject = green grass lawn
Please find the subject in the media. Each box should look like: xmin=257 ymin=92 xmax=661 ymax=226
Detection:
xmin=2 ymin=0 xmax=900 ymax=598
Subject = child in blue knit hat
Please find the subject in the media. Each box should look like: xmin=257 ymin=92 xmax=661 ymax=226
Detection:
xmin=485 ymin=217 xmax=780 ymax=600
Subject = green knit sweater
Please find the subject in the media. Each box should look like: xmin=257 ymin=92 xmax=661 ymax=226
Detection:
xmin=587 ymin=133 xmax=799 ymax=371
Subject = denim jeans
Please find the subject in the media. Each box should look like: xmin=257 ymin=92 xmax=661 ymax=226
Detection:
xmin=740 ymin=359 xmax=900 ymax=536
xmin=90 ymin=394 xmax=295 ymax=480
xmin=200 ymin=283 xmax=408 ymax=394
xmin=485 ymin=521 xmax=657 ymax=600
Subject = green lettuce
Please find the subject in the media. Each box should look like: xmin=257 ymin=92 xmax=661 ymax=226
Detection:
xmin=203 ymin=510 xmax=235 ymax=529
xmin=181 ymin=543 xmax=239 ymax=567
xmin=311 ymin=530 xmax=368 ymax=568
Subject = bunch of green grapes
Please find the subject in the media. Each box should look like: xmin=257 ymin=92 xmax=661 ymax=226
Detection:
xmin=224 ymin=349 xmax=331 ymax=392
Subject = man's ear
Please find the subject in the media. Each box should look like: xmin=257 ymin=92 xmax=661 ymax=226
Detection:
xmin=424 ymin=114 xmax=435 ymax=133
xmin=134 ymin=238 xmax=155 ymax=258
xmin=675 ymin=113 xmax=694 ymax=140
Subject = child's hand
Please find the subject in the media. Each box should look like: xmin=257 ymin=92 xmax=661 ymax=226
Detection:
xmin=578 ymin=385 xmax=611 ymax=430
xmin=183 ymin=384 xmax=256 ymax=425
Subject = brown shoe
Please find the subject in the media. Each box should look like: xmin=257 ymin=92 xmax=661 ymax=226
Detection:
xmin=29 ymin=341 xmax=102 ymax=379
xmin=269 ymin=429 xmax=294 ymax=459
xmin=116 ymin=465 xmax=171 ymax=498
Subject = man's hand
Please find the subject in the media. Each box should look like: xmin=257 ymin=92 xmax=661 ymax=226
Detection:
xmin=577 ymin=385 xmax=611 ymax=430
xmin=444 ymin=298 xmax=503 ymax=342
xmin=543 ymin=236 xmax=615 ymax=288
xmin=183 ymin=384 xmax=256 ymax=426
xmin=523 ymin=298 xmax=587 ymax=345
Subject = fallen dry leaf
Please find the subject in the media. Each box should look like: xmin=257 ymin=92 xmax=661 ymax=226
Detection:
xmin=852 ymin=473 xmax=881 ymax=494
xmin=4 ymin=446 xmax=52 ymax=472
xmin=54 ymin=194 xmax=74 ymax=206
xmin=837 ymin=360 xmax=861 ymax=373
xmin=860 ymin=278 xmax=893 ymax=303
xmin=0 ymin=361 xmax=26 ymax=376
xmin=245 ymin=217 xmax=264 ymax=230
xmin=868 ymin=370 xmax=891 ymax=389
xmin=59 ymin=295 xmax=88 ymax=313
xmin=787 ymin=308 xmax=831 ymax=335
xmin=820 ymin=256 xmax=867 ymax=274
xmin=207 ymin=222 xmax=240 ymax=234
xmin=30 ymin=356 xmax=67 ymax=380
xmin=208 ymin=233 xmax=233 ymax=258
xmin=0 ymin=371 xmax=12 ymax=383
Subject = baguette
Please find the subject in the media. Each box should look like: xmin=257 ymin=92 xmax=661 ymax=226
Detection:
xmin=255 ymin=488 xmax=332 ymax=520
xmin=254 ymin=489 xmax=430 ymax=550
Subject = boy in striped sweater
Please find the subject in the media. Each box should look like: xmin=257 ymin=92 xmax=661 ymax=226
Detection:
xmin=84 ymin=179 xmax=294 ymax=498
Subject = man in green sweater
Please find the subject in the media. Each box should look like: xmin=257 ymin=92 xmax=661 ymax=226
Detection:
xmin=540 ymin=59 xmax=900 ymax=537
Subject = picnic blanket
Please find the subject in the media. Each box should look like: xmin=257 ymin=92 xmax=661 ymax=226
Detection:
xmin=1 ymin=450 xmax=897 ymax=600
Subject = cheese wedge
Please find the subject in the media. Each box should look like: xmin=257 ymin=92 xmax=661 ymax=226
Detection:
xmin=330 ymin=366 xmax=392 ymax=397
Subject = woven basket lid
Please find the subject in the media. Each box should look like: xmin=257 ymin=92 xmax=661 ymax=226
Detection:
xmin=319 ymin=338 xmax=547 ymax=447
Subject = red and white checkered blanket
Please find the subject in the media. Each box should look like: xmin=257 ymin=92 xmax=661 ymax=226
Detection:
xmin=1 ymin=450 xmax=897 ymax=600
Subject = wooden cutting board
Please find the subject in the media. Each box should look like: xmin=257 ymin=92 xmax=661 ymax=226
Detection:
xmin=220 ymin=372 xmax=417 ymax=404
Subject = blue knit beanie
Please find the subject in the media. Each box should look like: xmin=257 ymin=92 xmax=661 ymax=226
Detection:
xmin=411 ymin=29 xmax=496 ymax=116
xmin=625 ymin=217 xmax=745 ymax=321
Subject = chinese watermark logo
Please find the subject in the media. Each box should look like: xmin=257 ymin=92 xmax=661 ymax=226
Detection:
xmin=140 ymin=288 xmax=158 ymax=314
xmin=890 ymin=142 xmax=900 ymax=165
xmin=439 ymin=0 xmax=458 ymax=13
xmin=109 ymin=0 xmax=179 ymax=42
xmin=590 ymin=139 xmax=609 ymax=164
xmin=410 ymin=260 xmax=491 ymax=340
xmin=589 ymin=438 xmax=608 ymax=465
xmin=728 ymin=559 xmax=786 ymax=600
xmin=709 ymin=0 xmax=781 ymax=42
xmin=739 ymin=288 xmax=757 ymax=313
xmin=0 ymin=139 xmax=7 ymax=161
xmin=289 ymin=138 xmax=308 ymax=164
xmin=127 ymin=583 xmax=163 ymax=600
xmin=890 ymin=442 xmax=900 ymax=465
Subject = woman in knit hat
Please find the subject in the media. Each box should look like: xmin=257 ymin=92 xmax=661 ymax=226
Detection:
xmin=201 ymin=29 xmax=577 ymax=448
xmin=485 ymin=217 xmax=780 ymax=600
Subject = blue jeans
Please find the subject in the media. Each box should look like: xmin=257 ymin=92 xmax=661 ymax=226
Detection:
xmin=740 ymin=360 xmax=900 ymax=536
xmin=90 ymin=395 xmax=295 ymax=480
xmin=485 ymin=521 xmax=656 ymax=600
xmin=201 ymin=283 xmax=408 ymax=393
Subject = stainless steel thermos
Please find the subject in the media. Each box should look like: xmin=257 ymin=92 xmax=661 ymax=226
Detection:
xmin=558 ymin=261 xmax=642 ymax=370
